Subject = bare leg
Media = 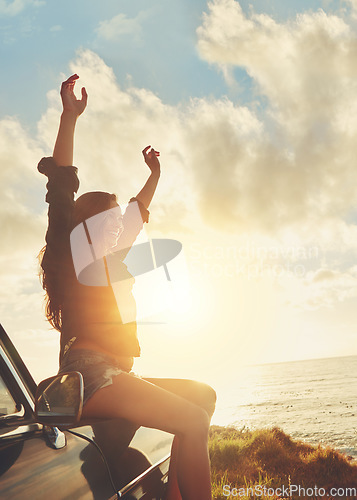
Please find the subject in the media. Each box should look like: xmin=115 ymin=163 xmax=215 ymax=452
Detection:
xmin=165 ymin=436 xmax=181 ymax=500
xmin=143 ymin=378 xmax=216 ymax=500
xmin=81 ymin=373 xmax=213 ymax=500
xmin=143 ymin=378 xmax=216 ymax=419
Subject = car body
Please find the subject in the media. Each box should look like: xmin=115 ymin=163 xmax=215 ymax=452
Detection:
xmin=0 ymin=323 xmax=173 ymax=499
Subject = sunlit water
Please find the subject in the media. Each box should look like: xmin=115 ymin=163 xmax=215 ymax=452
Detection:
xmin=212 ymin=355 xmax=357 ymax=460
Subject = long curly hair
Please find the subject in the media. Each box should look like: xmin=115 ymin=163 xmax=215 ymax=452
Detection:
xmin=38 ymin=191 xmax=117 ymax=331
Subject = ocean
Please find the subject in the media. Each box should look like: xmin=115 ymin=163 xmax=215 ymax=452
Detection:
xmin=212 ymin=355 xmax=357 ymax=460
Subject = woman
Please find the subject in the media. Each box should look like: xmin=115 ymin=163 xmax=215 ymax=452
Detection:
xmin=38 ymin=74 xmax=216 ymax=500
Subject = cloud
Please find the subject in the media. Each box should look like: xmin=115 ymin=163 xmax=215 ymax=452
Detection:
xmin=0 ymin=117 xmax=45 ymax=253
xmin=0 ymin=116 xmax=48 ymax=345
xmin=280 ymin=265 xmax=357 ymax=310
xmin=24 ymin=44 xmax=357 ymax=255
xmin=37 ymin=50 xmax=198 ymax=236
xmin=194 ymin=0 xmax=357 ymax=234
xmin=0 ymin=0 xmax=44 ymax=17
xmin=95 ymin=12 xmax=145 ymax=43
xmin=311 ymin=268 xmax=338 ymax=282
xmin=344 ymin=0 xmax=357 ymax=18
xmin=49 ymin=25 xmax=62 ymax=33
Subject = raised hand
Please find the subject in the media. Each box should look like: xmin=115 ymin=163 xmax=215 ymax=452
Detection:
xmin=60 ymin=74 xmax=87 ymax=117
xmin=53 ymin=75 xmax=87 ymax=166
xmin=135 ymin=146 xmax=161 ymax=208
xmin=142 ymin=146 xmax=160 ymax=176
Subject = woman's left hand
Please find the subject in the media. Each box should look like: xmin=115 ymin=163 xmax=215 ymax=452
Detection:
xmin=142 ymin=146 xmax=160 ymax=176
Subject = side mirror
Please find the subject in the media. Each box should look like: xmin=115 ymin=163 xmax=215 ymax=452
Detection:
xmin=35 ymin=372 xmax=84 ymax=426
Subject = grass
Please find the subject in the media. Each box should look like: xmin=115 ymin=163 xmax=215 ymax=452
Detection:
xmin=209 ymin=426 xmax=357 ymax=499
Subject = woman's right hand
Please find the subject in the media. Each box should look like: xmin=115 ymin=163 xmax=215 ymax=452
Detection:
xmin=60 ymin=74 xmax=88 ymax=117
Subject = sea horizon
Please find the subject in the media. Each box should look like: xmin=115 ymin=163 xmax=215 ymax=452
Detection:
xmin=212 ymin=354 xmax=357 ymax=460
xmin=249 ymin=352 xmax=357 ymax=368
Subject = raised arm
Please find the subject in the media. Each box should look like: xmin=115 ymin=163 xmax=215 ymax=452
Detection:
xmin=135 ymin=146 xmax=161 ymax=209
xmin=53 ymin=74 xmax=87 ymax=167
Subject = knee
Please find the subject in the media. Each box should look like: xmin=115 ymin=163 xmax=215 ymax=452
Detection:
xmin=195 ymin=382 xmax=216 ymax=419
xmin=182 ymin=405 xmax=210 ymax=440
xmin=204 ymin=384 xmax=217 ymax=418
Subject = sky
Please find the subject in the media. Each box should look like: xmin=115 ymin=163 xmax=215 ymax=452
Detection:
xmin=1 ymin=0 xmax=357 ymax=397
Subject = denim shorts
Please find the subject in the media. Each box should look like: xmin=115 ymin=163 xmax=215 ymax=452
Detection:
xmin=58 ymin=348 xmax=140 ymax=405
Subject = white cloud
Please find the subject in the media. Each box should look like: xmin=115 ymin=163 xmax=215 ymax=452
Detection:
xmin=312 ymin=268 xmax=338 ymax=282
xmin=49 ymin=25 xmax=62 ymax=33
xmin=0 ymin=116 xmax=48 ymax=350
xmin=344 ymin=0 xmax=357 ymax=18
xmin=193 ymin=0 xmax=357 ymax=235
xmin=18 ymin=44 xmax=357 ymax=259
xmin=37 ymin=50 xmax=198 ymax=236
xmin=280 ymin=265 xmax=357 ymax=310
xmin=95 ymin=12 xmax=145 ymax=42
xmin=0 ymin=117 xmax=45 ymax=253
xmin=0 ymin=0 xmax=44 ymax=16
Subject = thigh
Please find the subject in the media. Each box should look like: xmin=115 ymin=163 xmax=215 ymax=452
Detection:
xmin=81 ymin=372 xmax=208 ymax=436
xmin=143 ymin=378 xmax=216 ymax=418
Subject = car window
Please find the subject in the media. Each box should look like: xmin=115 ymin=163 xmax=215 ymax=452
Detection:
xmin=0 ymin=374 xmax=17 ymax=416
